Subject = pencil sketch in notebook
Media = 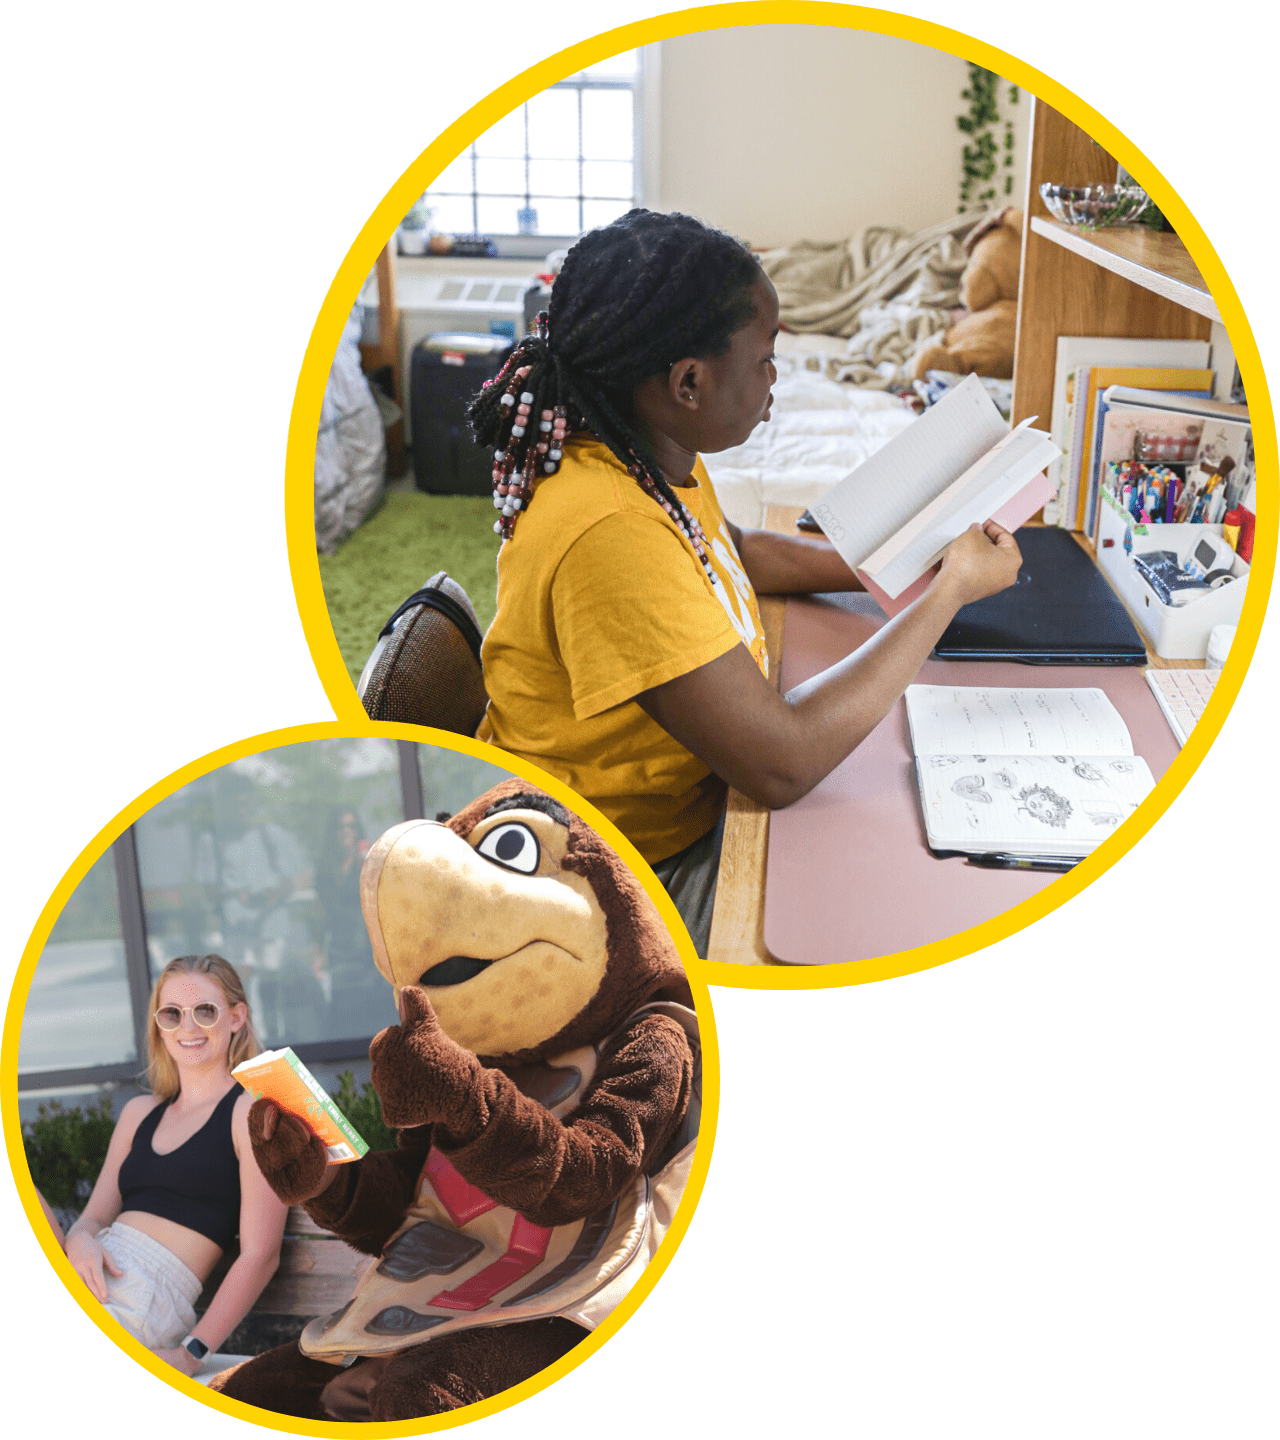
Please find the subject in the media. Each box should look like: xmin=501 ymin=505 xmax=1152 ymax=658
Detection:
xmin=808 ymin=373 xmax=1008 ymax=568
xmin=916 ymin=754 xmax=1155 ymax=854
xmin=905 ymin=685 xmax=1135 ymax=758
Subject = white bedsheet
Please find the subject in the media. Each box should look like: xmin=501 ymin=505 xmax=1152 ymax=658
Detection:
xmin=703 ymin=337 xmax=917 ymax=529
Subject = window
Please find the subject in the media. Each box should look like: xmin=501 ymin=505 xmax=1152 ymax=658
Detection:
xmin=16 ymin=740 xmax=511 ymax=1100
xmin=425 ymin=50 xmax=644 ymax=239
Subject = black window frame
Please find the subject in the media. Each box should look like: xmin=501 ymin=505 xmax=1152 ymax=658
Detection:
xmin=425 ymin=58 xmax=643 ymax=240
xmin=16 ymin=741 xmax=427 ymax=1094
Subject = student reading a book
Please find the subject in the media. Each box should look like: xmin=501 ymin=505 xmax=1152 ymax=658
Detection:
xmin=469 ymin=209 xmax=1022 ymax=948
xmin=63 ymin=954 xmax=288 ymax=1374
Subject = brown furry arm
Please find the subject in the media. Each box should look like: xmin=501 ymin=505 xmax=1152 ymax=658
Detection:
xmin=432 ymin=1013 xmax=694 ymax=1227
xmin=303 ymin=1127 xmax=434 ymax=1255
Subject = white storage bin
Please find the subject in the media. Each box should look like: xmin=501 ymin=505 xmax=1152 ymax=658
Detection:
xmin=1095 ymin=493 xmax=1249 ymax=660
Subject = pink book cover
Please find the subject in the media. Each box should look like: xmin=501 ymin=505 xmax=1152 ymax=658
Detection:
xmin=857 ymin=468 xmax=1057 ymax=618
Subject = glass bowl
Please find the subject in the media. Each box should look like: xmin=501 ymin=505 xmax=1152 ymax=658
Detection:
xmin=1039 ymin=183 xmax=1151 ymax=229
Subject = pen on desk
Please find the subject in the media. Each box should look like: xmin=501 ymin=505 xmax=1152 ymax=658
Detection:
xmin=965 ymin=853 xmax=1082 ymax=873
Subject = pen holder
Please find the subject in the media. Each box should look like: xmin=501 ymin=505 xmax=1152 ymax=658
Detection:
xmin=1096 ymin=495 xmax=1250 ymax=659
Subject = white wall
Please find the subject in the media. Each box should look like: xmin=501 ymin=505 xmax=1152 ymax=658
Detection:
xmin=654 ymin=26 xmax=1029 ymax=247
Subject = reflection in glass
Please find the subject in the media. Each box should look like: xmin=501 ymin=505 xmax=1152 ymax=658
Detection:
xmin=22 ymin=741 xmax=524 ymax=1089
xmin=134 ymin=740 xmax=405 ymax=1047
xmin=19 ymin=850 xmax=134 ymax=1074
xmin=418 ymin=748 xmax=511 ymax=820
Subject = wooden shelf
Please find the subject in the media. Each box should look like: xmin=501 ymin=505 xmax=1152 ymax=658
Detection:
xmin=1029 ymin=217 xmax=1219 ymax=323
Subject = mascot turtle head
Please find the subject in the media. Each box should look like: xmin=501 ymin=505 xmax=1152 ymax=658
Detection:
xmin=360 ymin=780 xmax=690 ymax=1062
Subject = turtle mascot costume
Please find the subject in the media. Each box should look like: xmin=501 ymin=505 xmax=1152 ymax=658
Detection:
xmin=212 ymin=781 xmax=700 ymax=1421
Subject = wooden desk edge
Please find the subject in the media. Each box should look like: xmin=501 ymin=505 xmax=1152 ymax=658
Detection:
xmin=706 ymin=506 xmax=803 ymax=966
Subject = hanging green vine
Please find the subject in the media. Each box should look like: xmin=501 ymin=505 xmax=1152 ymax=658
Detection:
xmin=958 ymin=65 xmax=1019 ymax=212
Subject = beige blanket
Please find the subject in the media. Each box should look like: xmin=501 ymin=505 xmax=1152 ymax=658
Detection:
xmin=759 ymin=211 xmax=990 ymax=389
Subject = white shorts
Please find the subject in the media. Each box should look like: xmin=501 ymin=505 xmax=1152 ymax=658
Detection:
xmin=99 ymin=1222 xmax=203 ymax=1351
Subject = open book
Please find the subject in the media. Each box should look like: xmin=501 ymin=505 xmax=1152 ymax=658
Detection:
xmin=233 ymin=1047 xmax=370 ymax=1163
xmin=808 ymin=374 xmax=1060 ymax=616
xmin=906 ymin=685 xmax=1155 ymax=859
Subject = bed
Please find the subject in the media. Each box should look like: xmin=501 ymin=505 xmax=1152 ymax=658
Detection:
xmin=703 ymin=333 xmax=918 ymax=529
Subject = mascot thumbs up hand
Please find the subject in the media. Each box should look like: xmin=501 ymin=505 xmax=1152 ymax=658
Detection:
xmin=369 ymin=985 xmax=481 ymax=1131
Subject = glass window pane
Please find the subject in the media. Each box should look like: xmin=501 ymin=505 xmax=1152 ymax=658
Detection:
xmin=474 ymin=156 xmax=527 ymax=196
xmin=581 ymin=160 xmax=633 ymax=200
xmin=428 ymin=152 xmax=474 ymax=193
xmin=476 ymin=195 xmax=522 ymax=235
xmin=133 ymin=740 xmax=405 ymax=1047
xmin=581 ymin=89 xmax=632 ymax=161
xmin=527 ymin=89 xmax=579 ymax=158
xmin=473 ymin=106 xmax=527 ymax=158
xmin=19 ymin=850 xmax=135 ymax=1074
xmin=582 ymin=198 xmax=633 ymax=232
xmin=416 ymin=748 xmax=514 ymax=818
xmin=431 ymin=195 xmax=476 ymax=234
xmin=525 ymin=197 xmax=581 ymax=236
xmin=528 ymin=158 xmax=579 ymax=198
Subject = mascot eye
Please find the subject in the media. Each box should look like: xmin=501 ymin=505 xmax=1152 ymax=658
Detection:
xmin=476 ymin=822 xmax=540 ymax=874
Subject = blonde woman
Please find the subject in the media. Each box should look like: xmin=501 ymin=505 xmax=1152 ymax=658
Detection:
xmin=64 ymin=954 xmax=288 ymax=1375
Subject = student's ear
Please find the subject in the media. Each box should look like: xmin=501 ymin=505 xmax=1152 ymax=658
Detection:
xmin=668 ymin=358 xmax=703 ymax=409
xmin=228 ymin=1001 xmax=248 ymax=1035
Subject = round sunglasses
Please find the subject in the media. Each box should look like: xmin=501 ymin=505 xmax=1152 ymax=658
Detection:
xmin=154 ymin=1001 xmax=223 ymax=1032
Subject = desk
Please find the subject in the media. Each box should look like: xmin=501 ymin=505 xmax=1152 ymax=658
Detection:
xmin=705 ymin=505 xmax=1192 ymax=966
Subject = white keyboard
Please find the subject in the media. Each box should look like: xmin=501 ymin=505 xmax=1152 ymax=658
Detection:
xmin=1145 ymin=668 xmax=1220 ymax=748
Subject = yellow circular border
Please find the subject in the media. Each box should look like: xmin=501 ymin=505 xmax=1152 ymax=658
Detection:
xmin=2 ymin=721 xmax=719 ymax=1434
xmin=284 ymin=3 xmax=1275 ymax=993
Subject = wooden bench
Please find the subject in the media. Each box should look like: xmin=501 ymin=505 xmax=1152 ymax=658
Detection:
xmin=196 ymin=1206 xmax=370 ymax=1357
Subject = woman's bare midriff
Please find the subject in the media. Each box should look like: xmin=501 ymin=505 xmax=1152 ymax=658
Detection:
xmin=115 ymin=1210 xmax=225 ymax=1282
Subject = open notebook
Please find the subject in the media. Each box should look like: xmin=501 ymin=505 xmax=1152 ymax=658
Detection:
xmin=906 ymin=685 xmax=1156 ymax=859
xmin=808 ymin=374 xmax=1060 ymax=615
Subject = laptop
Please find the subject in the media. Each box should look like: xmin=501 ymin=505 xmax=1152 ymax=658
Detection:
xmin=933 ymin=526 xmax=1148 ymax=665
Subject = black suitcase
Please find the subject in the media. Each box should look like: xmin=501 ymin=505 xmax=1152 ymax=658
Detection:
xmin=410 ymin=332 xmax=514 ymax=495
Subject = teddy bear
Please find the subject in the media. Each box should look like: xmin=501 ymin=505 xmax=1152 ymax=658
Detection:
xmin=911 ymin=207 xmax=1024 ymax=380
xmin=211 ymin=780 xmax=700 ymax=1422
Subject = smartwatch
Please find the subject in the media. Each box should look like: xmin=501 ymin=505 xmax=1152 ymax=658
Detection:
xmin=181 ymin=1334 xmax=209 ymax=1362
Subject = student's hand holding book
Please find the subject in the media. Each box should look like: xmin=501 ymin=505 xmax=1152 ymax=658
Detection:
xmin=935 ymin=520 xmax=1023 ymax=606
xmin=247 ymin=1099 xmax=339 ymax=1205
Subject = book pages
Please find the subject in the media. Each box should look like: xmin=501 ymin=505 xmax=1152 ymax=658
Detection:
xmin=915 ymin=752 xmax=1156 ymax=856
xmin=905 ymin=685 xmax=1134 ymax=758
xmin=861 ymin=424 xmax=1060 ymax=598
xmin=810 ymin=373 xmax=1008 ymax=571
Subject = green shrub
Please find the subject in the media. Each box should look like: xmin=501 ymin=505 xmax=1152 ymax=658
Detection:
xmin=333 ymin=1071 xmax=396 ymax=1154
xmin=22 ymin=1096 xmax=116 ymax=1211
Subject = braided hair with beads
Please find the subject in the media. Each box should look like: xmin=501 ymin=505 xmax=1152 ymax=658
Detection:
xmin=467 ymin=209 xmax=763 ymax=583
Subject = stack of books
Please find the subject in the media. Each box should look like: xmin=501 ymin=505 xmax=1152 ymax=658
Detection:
xmin=1046 ymin=338 xmax=1254 ymax=557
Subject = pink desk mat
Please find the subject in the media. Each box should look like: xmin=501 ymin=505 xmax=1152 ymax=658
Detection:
xmin=763 ymin=594 xmax=1180 ymax=965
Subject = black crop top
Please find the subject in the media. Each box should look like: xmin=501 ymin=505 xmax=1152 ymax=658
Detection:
xmin=117 ymin=1084 xmax=242 ymax=1249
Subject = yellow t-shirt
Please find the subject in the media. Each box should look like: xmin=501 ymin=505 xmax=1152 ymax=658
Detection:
xmin=477 ymin=436 xmax=769 ymax=863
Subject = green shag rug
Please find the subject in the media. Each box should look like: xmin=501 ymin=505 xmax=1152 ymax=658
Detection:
xmin=319 ymin=492 xmax=499 ymax=685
